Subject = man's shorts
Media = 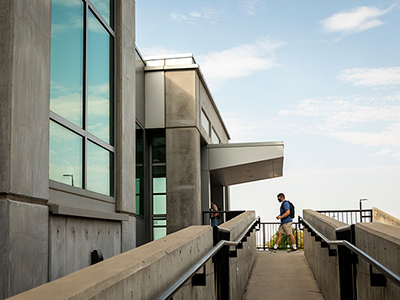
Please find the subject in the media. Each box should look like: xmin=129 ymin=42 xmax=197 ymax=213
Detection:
xmin=279 ymin=222 xmax=293 ymax=235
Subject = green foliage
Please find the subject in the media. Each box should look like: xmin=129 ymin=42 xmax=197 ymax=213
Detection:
xmin=266 ymin=228 xmax=304 ymax=249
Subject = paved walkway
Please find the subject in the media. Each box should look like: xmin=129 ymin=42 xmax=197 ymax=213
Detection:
xmin=242 ymin=251 xmax=324 ymax=300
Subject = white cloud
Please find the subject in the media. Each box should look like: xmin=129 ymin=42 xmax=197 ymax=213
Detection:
xmin=321 ymin=5 xmax=395 ymax=37
xmin=372 ymin=149 xmax=393 ymax=156
xmin=337 ymin=67 xmax=400 ymax=87
xmin=169 ymin=8 xmax=229 ymax=24
xmin=197 ymin=37 xmax=285 ymax=88
xmin=238 ymin=0 xmax=264 ymax=16
xmin=278 ymin=96 xmax=400 ymax=148
xmin=170 ymin=11 xmax=189 ymax=22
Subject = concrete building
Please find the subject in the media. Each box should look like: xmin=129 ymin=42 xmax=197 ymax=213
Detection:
xmin=0 ymin=0 xmax=283 ymax=298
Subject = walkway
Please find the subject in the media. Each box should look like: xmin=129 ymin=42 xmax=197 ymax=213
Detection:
xmin=243 ymin=251 xmax=324 ymax=300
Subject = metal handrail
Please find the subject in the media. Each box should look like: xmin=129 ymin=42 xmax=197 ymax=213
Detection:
xmin=155 ymin=217 xmax=260 ymax=300
xmin=301 ymin=217 xmax=400 ymax=288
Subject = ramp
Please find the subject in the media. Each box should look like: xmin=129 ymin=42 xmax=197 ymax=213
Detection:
xmin=243 ymin=251 xmax=324 ymax=300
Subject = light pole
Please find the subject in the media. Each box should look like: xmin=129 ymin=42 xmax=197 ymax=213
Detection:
xmin=63 ymin=174 xmax=74 ymax=186
xmin=359 ymin=198 xmax=367 ymax=222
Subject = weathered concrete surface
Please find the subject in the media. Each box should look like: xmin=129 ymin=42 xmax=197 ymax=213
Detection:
xmin=243 ymin=251 xmax=324 ymax=300
xmin=7 ymin=226 xmax=215 ymax=300
xmin=223 ymin=211 xmax=257 ymax=300
xmin=372 ymin=207 xmax=400 ymax=228
xmin=303 ymin=209 xmax=346 ymax=300
xmin=49 ymin=215 xmax=122 ymax=281
xmin=166 ymin=70 xmax=197 ymax=128
xmin=166 ymin=127 xmax=202 ymax=234
xmin=115 ymin=0 xmax=136 ymax=215
xmin=355 ymin=222 xmax=400 ymax=300
xmin=0 ymin=200 xmax=49 ymax=299
xmin=0 ymin=0 xmax=51 ymax=199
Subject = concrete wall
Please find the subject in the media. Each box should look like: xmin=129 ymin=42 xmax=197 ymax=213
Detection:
xmin=222 ymin=211 xmax=257 ymax=300
xmin=115 ymin=0 xmax=136 ymax=216
xmin=303 ymin=209 xmax=346 ymax=300
xmin=0 ymin=200 xmax=49 ymax=299
xmin=7 ymin=212 xmax=257 ymax=300
xmin=0 ymin=0 xmax=137 ymax=298
xmin=49 ymin=215 xmax=122 ymax=281
xmin=372 ymin=207 xmax=400 ymax=228
xmin=166 ymin=128 xmax=202 ymax=233
xmin=355 ymin=222 xmax=400 ymax=300
xmin=7 ymin=226 xmax=216 ymax=300
xmin=165 ymin=70 xmax=202 ymax=234
xmin=0 ymin=0 xmax=51 ymax=298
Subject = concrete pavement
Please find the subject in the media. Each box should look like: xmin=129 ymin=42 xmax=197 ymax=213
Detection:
xmin=242 ymin=251 xmax=324 ymax=300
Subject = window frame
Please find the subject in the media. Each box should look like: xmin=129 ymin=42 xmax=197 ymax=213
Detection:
xmin=49 ymin=0 xmax=116 ymax=200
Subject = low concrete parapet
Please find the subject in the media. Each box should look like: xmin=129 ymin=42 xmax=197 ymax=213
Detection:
xmin=372 ymin=207 xmax=400 ymax=228
xmin=7 ymin=226 xmax=215 ymax=300
xmin=304 ymin=209 xmax=400 ymax=300
xmin=7 ymin=211 xmax=257 ymax=300
xmin=355 ymin=222 xmax=400 ymax=300
xmin=222 ymin=211 xmax=257 ymax=300
xmin=303 ymin=209 xmax=347 ymax=300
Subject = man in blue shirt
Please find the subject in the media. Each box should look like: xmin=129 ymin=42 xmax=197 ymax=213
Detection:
xmin=269 ymin=193 xmax=298 ymax=253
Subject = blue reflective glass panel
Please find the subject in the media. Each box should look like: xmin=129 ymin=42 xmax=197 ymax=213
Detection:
xmin=87 ymin=141 xmax=112 ymax=196
xmin=49 ymin=121 xmax=83 ymax=188
xmin=90 ymin=0 xmax=113 ymax=28
xmin=88 ymin=10 xmax=113 ymax=144
xmin=50 ymin=0 xmax=84 ymax=127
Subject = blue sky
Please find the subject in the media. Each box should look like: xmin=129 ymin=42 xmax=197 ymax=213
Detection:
xmin=136 ymin=1 xmax=400 ymax=221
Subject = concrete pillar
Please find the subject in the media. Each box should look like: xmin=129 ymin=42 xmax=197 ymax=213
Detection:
xmin=0 ymin=0 xmax=51 ymax=298
xmin=166 ymin=128 xmax=201 ymax=233
xmin=115 ymin=0 xmax=136 ymax=218
xmin=165 ymin=69 xmax=202 ymax=233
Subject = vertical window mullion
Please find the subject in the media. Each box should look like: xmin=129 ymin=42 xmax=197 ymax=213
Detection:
xmin=83 ymin=1 xmax=89 ymax=190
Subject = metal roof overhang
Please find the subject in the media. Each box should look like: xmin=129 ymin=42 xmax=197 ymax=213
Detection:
xmin=207 ymin=142 xmax=284 ymax=186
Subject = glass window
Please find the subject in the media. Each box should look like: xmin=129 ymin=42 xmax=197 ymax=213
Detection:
xmin=211 ymin=128 xmax=220 ymax=144
xmin=49 ymin=121 xmax=83 ymax=188
xmin=87 ymin=141 xmax=112 ymax=196
xmin=153 ymin=195 xmax=166 ymax=215
xmin=136 ymin=123 xmax=144 ymax=217
xmin=153 ymin=227 xmax=167 ymax=241
xmin=50 ymin=0 xmax=84 ymax=127
xmin=152 ymin=137 xmax=166 ymax=163
xmin=90 ymin=0 xmax=113 ymax=28
xmin=50 ymin=0 xmax=114 ymax=197
xmin=201 ymin=110 xmax=210 ymax=135
xmin=88 ymin=10 xmax=113 ymax=144
xmin=151 ymin=136 xmax=166 ymax=240
xmin=153 ymin=177 xmax=166 ymax=194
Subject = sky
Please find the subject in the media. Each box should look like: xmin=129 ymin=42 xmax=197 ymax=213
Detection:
xmin=136 ymin=0 xmax=400 ymax=222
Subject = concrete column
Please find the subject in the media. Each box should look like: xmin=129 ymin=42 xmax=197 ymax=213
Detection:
xmin=0 ymin=0 xmax=51 ymax=298
xmin=166 ymin=128 xmax=201 ymax=233
xmin=165 ymin=69 xmax=202 ymax=233
xmin=115 ymin=0 xmax=136 ymax=218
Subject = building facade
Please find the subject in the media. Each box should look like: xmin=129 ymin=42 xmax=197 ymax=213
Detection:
xmin=0 ymin=0 xmax=283 ymax=298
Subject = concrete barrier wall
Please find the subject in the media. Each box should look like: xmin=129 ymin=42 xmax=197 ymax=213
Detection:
xmin=7 ymin=226 xmax=215 ymax=300
xmin=372 ymin=207 xmax=400 ymax=228
xmin=222 ymin=211 xmax=257 ymax=300
xmin=7 ymin=211 xmax=257 ymax=300
xmin=355 ymin=222 xmax=400 ymax=300
xmin=303 ymin=209 xmax=346 ymax=300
